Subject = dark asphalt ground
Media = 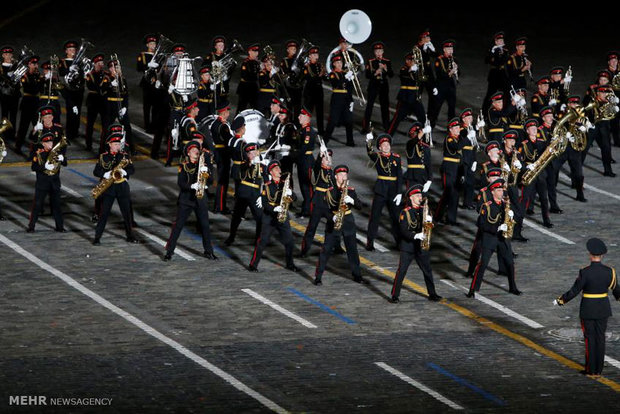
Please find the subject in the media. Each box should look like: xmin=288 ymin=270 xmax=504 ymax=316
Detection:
xmin=1 ymin=3 xmax=620 ymax=413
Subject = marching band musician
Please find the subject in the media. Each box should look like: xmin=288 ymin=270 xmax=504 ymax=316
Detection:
xmin=389 ymin=184 xmax=442 ymax=304
xmin=280 ymin=40 xmax=302 ymax=121
xmin=92 ymin=132 xmax=139 ymax=245
xmin=236 ymin=43 xmax=260 ymax=113
xmin=248 ymin=160 xmax=298 ymax=272
xmin=506 ymin=37 xmax=531 ymax=91
xmin=101 ymin=57 xmax=134 ymax=154
xmin=606 ymin=51 xmax=620 ymax=147
xmin=467 ymin=178 xmax=521 ymax=298
xmin=478 ymin=140 xmax=503 ymax=186
xmin=429 ymin=40 xmax=459 ymax=128
xmin=58 ymin=40 xmax=84 ymax=143
xmin=362 ymin=41 xmax=393 ymax=132
xmin=416 ymin=30 xmax=438 ymax=118
xmin=196 ymin=66 xmax=215 ymax=121
xmin=531 ymin=77 xmax=551 ymax=119
xmin=482 ymin=32 xmax=509 ymax=115
xmin=85 ymin=53 xmax=106 ymax=152
xmin=554 ymin=237 xmax=620 ymax=377
xmin=313 ymin=164 xmax=366 ymax=286
xmin=538 ymin=106 xmax=564 ymax=214
xmin=272 ymin=103 xmax=297 ymax=178
xmin=38 ymin=60 xmax=62 ymax=124
xmin=0 ymin=45 xmax=20 ymax=140
xmin=324 ymin=54 xmax=355 ymax=147
xmin=210 ymin=100 xmax=234 ymax=214
xmin=15 ymin=55 xmax=41 ymax=154
xmin=29 ymin=105 xmax=64 ymax=146
xmin=583 ymin=85 xmax=617 ymax=177
xmin=136 ymin=34 xmax=158 ymax=132
xmin=228 ymin=115 xmax=247 ymax=193
xmin=502 ymin=131 xmax=527 ymax=242
xmin=459 ymin=108 xmax=480 ymax=210
xmin=486 ymin=92 xmax=511 ymax=142
xmin=556 ymin=95 xmax=587 ymax=202
xmin=256 ymin=54 xmax=278 ymax=116
xmin=519 ymin=118 xmax=554 ymax=228
xmin=224 ymin=141 xmax=266 ymax=246
xmin=163 ymin=140 xmax=217 ymax=261
xmin=302 ymin=46 xmax=326 ymax=135
xmin=403 ymin=122 xmax=432 ymax=189
xmin=365 ymin=132 xmax=403 ymax=250
xmin=26 ymin=131 xmax=67 ymax=233
xmin=178 ymin=100 xmax=200 ymax=145
xmin=295 ymin=107 xmax=316 ymax=218
xmin=204 ymin=36 xmax=235 ymax=102
xmin=434 ymin=118 xmax=467 ymax=226
xmin=549 ymin=67 xmax=569 ymax=114
xmin=387 ymin=52 xmax=427 ymax=138
xmin=506 ymin=87 xmax=528 ymax=144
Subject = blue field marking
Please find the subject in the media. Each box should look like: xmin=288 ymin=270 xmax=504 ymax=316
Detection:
xmin=286 ymin=287 xmax=356 ymax=324
xmin=427 ymin=362 xmax=506 ymax=406
xmin=67 ymin=168 xmax=98 ymax=184
xmin=182 ymin=228 xmax=231 ymax=258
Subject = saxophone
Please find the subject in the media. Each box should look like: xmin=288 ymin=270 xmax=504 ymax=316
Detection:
xmin=333 ymin=180 xmax=349 ymax=231
xmin=0 ymin=118 xmax=12 ymax=164
xmin=502 ymin=196 xmax=515 ymax=239
xmin=509 ymin=150 xmax=521 ymax=186
xmin=195 ymin=152 xmax=209 ymax=200
xmin=421 ymin=197 xmax=433 ymax=251
xmin=277 ymin=173 xmax=293 ymax=223
xmin=44 ymin=134 xmax=67 ymax=176
xmin=91 ymin=157 xmax=130 ymax=199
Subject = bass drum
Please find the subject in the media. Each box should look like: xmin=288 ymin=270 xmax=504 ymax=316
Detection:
xmin=237 ymin=109 xmax=269 ymax=144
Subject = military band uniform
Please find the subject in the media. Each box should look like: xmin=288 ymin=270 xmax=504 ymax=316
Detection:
xmin=85 ymin=59 xmax=107 ymax=152
xmin=59 ymin=54 xmax=85 ymax=142
xmin=387 ymin=56 xmax=426 ymax=137
xmin=404 ymin=127 xmax=432 ymax=188
xmin=300 ymin=152 xmax=334 ymax=256
xmin=236 ymin=56 xmax=260 ymax=113
xmin=0 ymin=55 xmax=20 ymax=138
xmin=296 ymin=121 xmax=316 ymax=216
xmin=136 ymin=48 xmax=157 ymax=131
xmin=363 ymin=51 xmax=393 ymax=131
xmin=210 ymin=113 xmax=233 ymax=213
xmin=429 ymin=50 xmax=459 ymax=127
xmin=519 ymin=128 xmax=553 ymax=227
xmin=301 ymin=54 xmax=326 ymax=135
xmin=101 ymin=69 xmax=134 ymax=154
xmin=324 ymin=66 xmax=354 ymax=146
xmin=483 ymin=35 xmax=509 ymax=114
xmin=435 ymin=122 xmax=467 ymax=225
xmin=16 ymin=66 xmax=42 ymax=151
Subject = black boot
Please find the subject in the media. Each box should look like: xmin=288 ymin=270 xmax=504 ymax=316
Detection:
xmin=576 ymin=177 xmax=587 ymax=202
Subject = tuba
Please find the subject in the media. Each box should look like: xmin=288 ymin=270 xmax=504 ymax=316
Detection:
xmin=277 ymin=173 xmax=293 ymax=223
xmin=195 ymin=152 xmax=210 ymax=199
xmin=289 ymin=38 xmax=314 ymax=86
xmin=91 ymin=157 xmax=130 ymax=199
xmin=421 ymin=197 xmax=433 ymax=251
xmin=333 ymin=179 xmax=349 ymax=230
xmin=44 ymin=134 xmax=67 ymax=176
xmin=211 ymin=39 xmax=243 ymax=94
xmin=64 ymin=39 xmax=94 ymax=90
xmin=8 ymin=46 xmax=34 ymax=86
xmin=0 ymin=118 xmax=11 ymax=164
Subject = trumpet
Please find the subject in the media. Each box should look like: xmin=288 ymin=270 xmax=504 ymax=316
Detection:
xmin=564 ymin=65 xmax=572 ymax=93
xmin=448 ymin=55 xmax=458 ymax=83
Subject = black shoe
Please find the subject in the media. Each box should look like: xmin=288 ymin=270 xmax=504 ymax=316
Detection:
xmin=428 ymin=293 xmax=442 ymax=302
xmin=55 ymin=227 xmax=67 ymax=233
xmin=313 ymin=278 xmax=322 ymax=286
xmin=365 ymin=242 xmax=375 ymax=251
xmin=526 ymin=209 xmax=534 ymax=216
xmin=248 ymin=265 xmax=259 ymax=272
xmin=91 ymin=214 xmax=99 ymax=223
xmin=550 ymin=207 xmax=563 ymax=214
xmin=298 ymin=250 xmax=308 ymax=258
xmin=224 ymin=237 xmax=234 ymax=246
xmin=612 ymin=158 xmax=616 ymax=164
xmin=295 ymin=212 xmax=308 ymax=218
xmin=389 ymin=296 xmax=400 ymax=303
xmin=497 ymin=270 xmax=508 ymax=276
xmin=512 ymin=252 xmax=518 ymax=259
xmin=346 ymin=142 xmax=355 ymax=147
xmin=93 ymin=238 xmax=101 ymax=246
xmin=0 ymin=215 xmax=5 ymax=221
xmin=604 ymin=170 xmax=616 ymax=177
xmin=26 ymin=227 xmax=35 ymax=233
xmin=163 ymin=252 xmax=172 ymax=261
xmin=446 ymin=220 xmax=460 ymax=226
xmin=131 ymin=221 xmax=139 ymax=228
xmin=543 ymin=221 xmax=554 ymax=228
xmin=576 ymin=194 xmax=587 ymax=202
xmin=286 ymin=264 xmax=300 ymax=272
xmin=509 ymin=288 xmax=522 ymax=296
xmin=466 ymin=204 xmax=476 ymax=210
xmin=464 ymin=273 xmax=473 ymax=279
xmin=333 ymin=245 xmax=346 ymax=254
xmin=466 ymin=291 xmax=475 ymax=298
xmin=512 ymin=235 xmax=529 ymax=242
xmin=354 ymin=276 xmax=370 ymax=284
xmin=218 ymin=208 xmax=231 ymax=215
xmin=203 ymin=252 xmax=218 ymax=260
xmin=126 ymin=236 xmax=140 ymax=244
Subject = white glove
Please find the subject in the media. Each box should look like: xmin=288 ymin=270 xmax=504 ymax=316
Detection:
xmin=393 ymin=194 xmax=402 ymax=206
xmin=273 ymin=206 xmax=283 ymax=213
xmin=285 ymin=189 xmax=293 ymax=197
xmin=171 ymin=128 xmax=179 ymax=139
xmin=476 ymin=120 xmax=485 ymax=129
xmin=44 ymin=72 xmax=52 ymax=80
xmin=414 ymin=232 xmax=425 ymax=240
xmin=34 ymin=122 xmax=43 ymax=132
xmin=365 ymin=132 xmax=374 ymax=142
xmin=578 ymin=125 xmax=587 ymax=132
xmin=147 ymin=61 xmax=159 ymax=69
xmin=508 ymin=209 xmax=514 ymax=219
xmin=190 ymin=182 xmax=200 ymax=190
xmin=44 ymin=161 xmax=55 ymax=171
xmin=270 ymin=67 xmax=278 ymax=76
xmin=498 ymin=223 xmax=508 ymax=232
xmin=549 ymin=99 xmax=557 ymax=106
xmin=57 ymin=154 xmax=64 ymax=162
xmin=209 ymin=83 xmax=216 ymax=91
xmin=280 ymin=144 xmax=291 ymax=151
xmin=502 ymin=163 xmax=511 ymax=172
xmin=423 ymin=180 xmax=432 ymax=192
xmin=553 ymin=299 xmax=559 ymax=306
xmin=426 ymin=215 xmax=433 ymax=223
xmin=103 ymin=171 xmax=112 ymax=179
xmin=567 ymin=132 xmax=575 ymax=143
xmin=564 ymin=74 xmax=572 ymax=83
xmin=467 ymin=129 xmax=476 ymax=140
xmin=111 ymin=79 xmax=119 ymax=87
xmin=200 ymin=166 xmax=209 ymax=173
xmin=256 ymin=197 xmax=263 ymax=209
xmin=155 ymin=80 xmax=162 ymax=89
xmin=345 ymin=71 xmax=354 ymax=81
xmin=344 ymin=195 xmax=354 ymax=205
xmin=251 ymin=156 xmax=260 ymax=165
xmin=167 ymin=84 xmax=175 ymax=94
xmin=349 ymin=102 xmax=354 ymax=112
xmin=423 ymin=125 xmax=432 ymax=134
xmin=223 ymin=74 xmax=229 ymax=82
xmin=410 ymin=64 xmax=418 ymax=72
xmin=119 ymin=168 xmax=127 ymax=177
xmin=119 ymin=107 xmax=127 ymax=118
xmin=1 ymin=151 xmax=6 ymax=157
xmin=320 ymin=143 xmax=328 ymax=154
xmin=258 ymin=138 xmax=266 ymax=145
xmin=432 ymin=88 xmax=438 ymax=96
xmin=426 ymin=42 xmax=435 ymax=52
xmin=613 ymin=105 xmax=620 ymax=114
xmin=526 ymin=163 xmax=536 ymax=171
xmin=260 ymin=158 xmax=270 ymax=166
xmin=560 ymin=104 xmax=566 ymax=112
xmin=471 ymin=161 xmax=477 ymax=172
xmin=611 ymin=95 xmax=620 ymax=104
xmin=7 ymin=71 xmax=14 ymax=78
xmin=332 ymin=214 xmax=339 ymax=223
xmin=72 ymin=106 xmax=78 ymax=115
xmin=492 ymin=45 xmax=502 ymax=52
xmin=514 ymin=160 xmax=522 ymax=170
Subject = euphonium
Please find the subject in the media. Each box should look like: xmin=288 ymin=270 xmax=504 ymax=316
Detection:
xmin=277 ymin=173 xmax=293 ymax=223
xmin=91 ymin=157 xmax=130 ymax=199
xmin=333 ymin=179 xmax=349 ymax=230
xmin=0 ymin=118 xmax=13 ymax=164
xmin=44 ymin=134 xmax=67 ymax=176
xmin=411 ymin=45 xmax=427 ymax=83
xmin=195 ymin=152 xmax=209 ymax=200
xmin=421 ymin=197 xmax=433 ymax=251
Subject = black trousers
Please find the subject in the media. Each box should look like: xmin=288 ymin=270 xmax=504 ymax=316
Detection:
xmin=296 ymin=155 xmax=314 ymax=215
xmin=229 ymin=189 xmax=263 ymax=242
xmin=166 ymin=200 xmax=213 ymax=255
xmin=314 ymin=218 xmax=361 ymax=281
xmin=584 ymin=122 xmax=613 ymax=173
xmin=363 ymin=85 xmax=390 ymax=131
xmin=250 ymin=215 xmax=294 ymax=269
xmin=429 ymin=85 xmax=456 ymax=128
xmin=1 ymin=94 xmax=19 ymax=140
xmin=301 ymin=203 xmax=331 ymax=254
xmin=520 ymin=173 xmax=550 ymax=223
xmin=28 ymin=186 xmax=63 ymax=230
xmin=545 ymin=159 xmax=561 ymax=210
xmin=94 ymin=185 xmax=134 ymax=240
xmin=387 ymin=99 xmax=426 ymax=138
xmin=469 ymin=239 xmax=517 ymax=293
xmin=63 ymin=89 xmax=84 ymax=141
xmin=102 ymin=101 xmax=135 ymax=153
xmin=303 ymin=86 xmax=324 ymax=134
xmin=215 ymin=151 xmax=231 ymax=212
xmin=150 ymin=93 xmax=170 ymax=159
xmin=461 ymin=161 xmax=476 ymax=208
xmin=86 ymin=95 xmax=106 ymax=152
xmin=581 ymin=318 xmax=608 ymax=375
xmin=141 ymin=84 xmax=157 ymax=131
xmin=16 ymin=96 xmax=39 ymax=149
xmin=391 ymin=245 xmax=437 ymax=299
xmin=435 ymin=166 xmax=459 ymax=223
xmin=325 ymin=97 xmax=353 ymax=145
xmin=367 ymin=192 xmax=400 ymax=245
